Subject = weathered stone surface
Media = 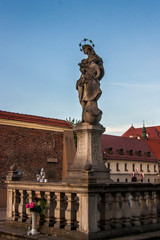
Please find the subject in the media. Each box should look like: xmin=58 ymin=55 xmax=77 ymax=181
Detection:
xmin=76 ymin=43 xmax=104 ymax=125
xmin=66 ymin=123 xmax=111 ymax=184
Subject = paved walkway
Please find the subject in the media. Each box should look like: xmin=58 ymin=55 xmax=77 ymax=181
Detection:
xmin=1 ymin=209 xmax=160 ymax=239
xmin=111 ymin=231 xmax=160 ymax=240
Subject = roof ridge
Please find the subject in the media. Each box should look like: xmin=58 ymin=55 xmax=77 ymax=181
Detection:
xmin=0 ymin=110 xmax=67 ymax=122
xmin=0 ymin=110 xmax=72 ymax=128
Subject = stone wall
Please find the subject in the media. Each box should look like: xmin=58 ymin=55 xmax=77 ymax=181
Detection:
xmin=0 ymin=189 xmax=7 ymax=207
xmin=0 ymin=124 xmax=63 ymax=189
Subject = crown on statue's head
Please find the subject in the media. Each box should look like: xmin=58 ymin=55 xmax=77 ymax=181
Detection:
xmin=79 ymin=38 xmax=95 ymax=51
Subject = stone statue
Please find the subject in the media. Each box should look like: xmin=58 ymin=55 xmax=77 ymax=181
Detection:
xmin=66 ymin=41 xmax=111 ymax=184
xmin=76 ymin=39 xmax=104 ymax=125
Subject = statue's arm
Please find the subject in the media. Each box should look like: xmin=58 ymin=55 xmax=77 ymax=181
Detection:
xmin=90 ymin=62 xmax=101 ymax=79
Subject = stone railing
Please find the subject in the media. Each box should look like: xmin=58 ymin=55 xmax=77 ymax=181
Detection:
xmin=5 ymin=179 xmax=160 ymax=239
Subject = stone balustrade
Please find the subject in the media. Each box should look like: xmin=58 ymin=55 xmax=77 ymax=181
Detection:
xmin=5 ymin=180 xmax=160 ymax=238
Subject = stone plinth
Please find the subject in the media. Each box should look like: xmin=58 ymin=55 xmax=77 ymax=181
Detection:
xmin=66 ymin=123 xmax=111 ymax=184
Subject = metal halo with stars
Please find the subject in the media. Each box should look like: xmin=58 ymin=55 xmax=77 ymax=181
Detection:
xmin=79 ymin=38 xmax=95 ymax=51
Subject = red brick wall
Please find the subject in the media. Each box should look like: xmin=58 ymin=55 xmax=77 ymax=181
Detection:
xmin=0 ymin=189 xmax=7 ymax=207
xmin=0 ymin=125 xmax=63 ymax=189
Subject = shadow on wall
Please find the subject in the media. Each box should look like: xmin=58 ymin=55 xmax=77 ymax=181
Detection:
xmin=62 ymin=131 xmax=76 ymax=180
xmin=0 ymin=189 xmax=7 ymax=208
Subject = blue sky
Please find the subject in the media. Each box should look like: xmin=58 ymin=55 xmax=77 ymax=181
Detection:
xmin=0 ymin=0 xmax=160 ymax=135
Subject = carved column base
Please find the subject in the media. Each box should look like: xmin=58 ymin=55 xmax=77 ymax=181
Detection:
xmin=140 ymin=217 xmax=149 ymax=225
xmin=122 ymin=220 xmax=131 ymax=228
xmin=131 ymin=219 xmax=141 ymax=227
xmin=149 ymin=217 xmax=157 ymax=224
xmin=99 ymin=220 xmax=112 ymax=231
xmin=111 ymin=220 xmax=122 ymax=229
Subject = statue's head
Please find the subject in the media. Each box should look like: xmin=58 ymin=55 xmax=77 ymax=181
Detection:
xmin=82 ymin=44 xmax=94 ymax=55
xmin=79 ymin=38 xmax=95 ymax=52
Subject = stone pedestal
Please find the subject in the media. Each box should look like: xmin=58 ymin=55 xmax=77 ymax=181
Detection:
xmin=66 ymin=123 xmax=111 ymax=184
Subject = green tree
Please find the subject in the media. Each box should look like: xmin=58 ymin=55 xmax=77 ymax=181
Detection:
xmin=66 ymin=117 xmax=81 ymax=147
xmin=66 ymin=117 xmax=81 ymax=127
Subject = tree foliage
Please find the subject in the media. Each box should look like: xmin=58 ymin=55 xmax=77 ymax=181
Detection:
xmin=66 ymin=117 xmax=81 ymax=148
xmin=66 ymin=117 xmax=81 ymax=127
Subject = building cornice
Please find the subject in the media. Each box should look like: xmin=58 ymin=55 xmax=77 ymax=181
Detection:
xmin=0 ymin=119 xmax=73 ymax=132
xmin=104 ymin=157 xmax=158 ymax=163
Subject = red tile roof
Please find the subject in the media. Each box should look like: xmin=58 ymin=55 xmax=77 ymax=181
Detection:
xmin=156 ymin=126 xmax=160 ymax=132
xmin=146 ymin=139 xmax=160 ymax=160
xmin=122 ymin=126 xmax=160 ymax=140
xmin=101 ymin=134 xmax=157 ymax=162
xmin=0 ymin=110 xmax=73 ymax=129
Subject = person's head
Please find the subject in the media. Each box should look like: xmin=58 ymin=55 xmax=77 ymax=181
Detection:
xmin=132 ymin=176 xmax=137 ymax=182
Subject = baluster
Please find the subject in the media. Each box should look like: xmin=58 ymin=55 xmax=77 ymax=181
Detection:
xmin=18 ymin=190 xmax=22 ymax=222
xmin=140 ymin=192 xmax=149 ymax=225
xmin=156 ymin=191 xmax=160 ymax=222
xmin=112 ymin=193 xmax=122 ymax=228
xmin=50 ymin=193 xmax=57 ymax=226
xmin=40 ymin=192 xmax=56 ymax=227
xmin=148 ymin=191 xmax=157 ymax=224
xmin=77 ymin=193 xmax=83 ymax=232
xmin=76 ymin=193 xmax=80 ymax=229
xmin=12 ymin=189 xmax=20 ymax=221
xmin=12 ymin=189 xmax=16 ymax=221
xmin=6 ymin=188 xmax=13 ymax=220
xmin=43 ymin=191 xmax=51 ymax=227
xmin=131 ymin=192 xmax=141 ymax=226
xmin=62 ymin=193 xmax=68 ymax=228
xmin=73 ymin=195 xmax=79 ymax=229
xmin=77 ymin=193 xmax=100 ymax=233
xmin=54 ymin=192 xmax=61 ymax=228
xmin=97 ymin=194 xmax=102 ymax=229
xmin=98 ymin=193 xmax=104 ymax=230
xmin=54 ymin=192 xmax=67 ymax=228
xmin=122 ymin=192 xmax=131 ymax=227
xmin=35 ymin=191 xmax=41 ymax=200
xmin=90 ymin=193 xmax=101 ymax=233
xmin=26 ymin=190 xmax=33 ymax=224
xmin=65 ymin=193 xmax=77 ymax=230
xmin=36 ymin=191 xmax=44 ymax=226
xmin=99 ymin=193 xmax=112 ymax=230
xmin=18 ymin=190 xmax=27 ymax=222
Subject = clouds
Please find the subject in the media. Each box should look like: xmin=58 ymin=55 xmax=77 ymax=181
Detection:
xmin=105 ymin=124 xmax=131 ymax=135
xmin=108 ymin=82 xmax=160 ymax=90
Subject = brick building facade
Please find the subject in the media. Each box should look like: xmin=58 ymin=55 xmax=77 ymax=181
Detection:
xmin=0 ymin=110 xmax=75 ymax=206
